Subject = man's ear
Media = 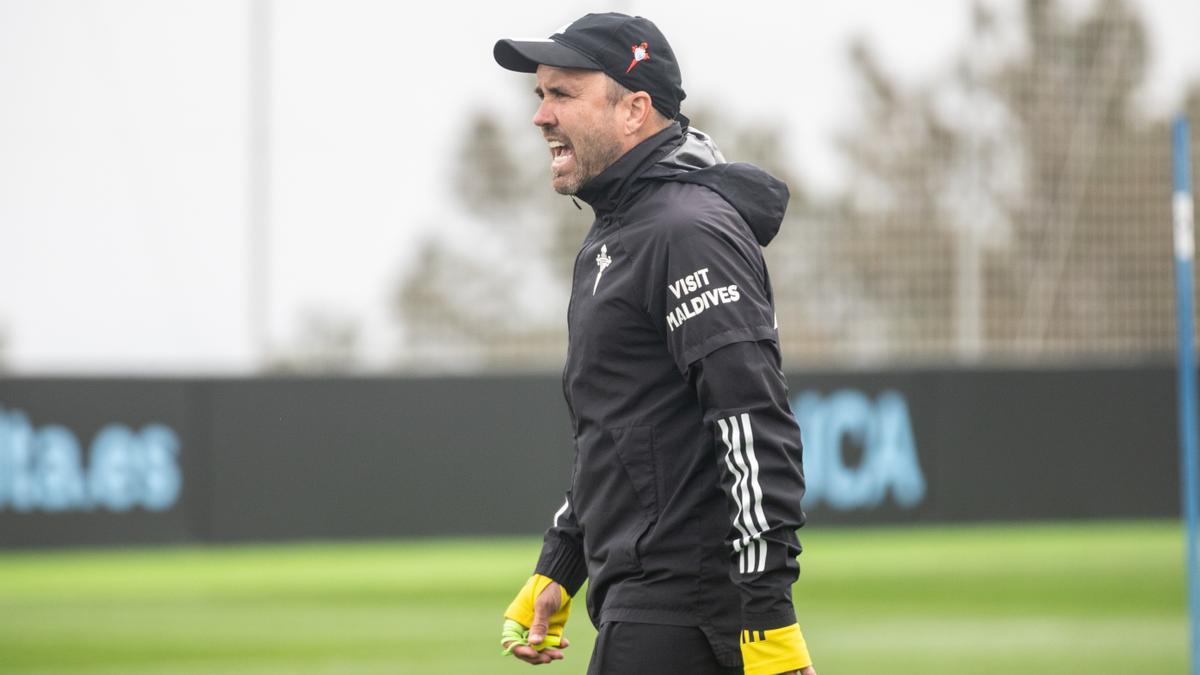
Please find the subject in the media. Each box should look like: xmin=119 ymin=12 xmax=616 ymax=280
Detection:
xmin=623 ymin=91 xmax=655 ymax=135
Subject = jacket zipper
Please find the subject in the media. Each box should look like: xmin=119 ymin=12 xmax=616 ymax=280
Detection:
xmin=562 ymin=222 xmax=603 ymax=431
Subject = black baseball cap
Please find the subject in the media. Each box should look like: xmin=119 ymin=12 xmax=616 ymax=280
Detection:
xmin=494 ymin=12 xmax=687 ymax=124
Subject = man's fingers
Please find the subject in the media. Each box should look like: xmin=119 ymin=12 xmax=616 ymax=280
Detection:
xmin=800 ymin=666 xmax=818 ymax=675
xmin=558 ymin=637 xmax=570 ymax=649
xmin=510 ymin=644 xmax=564 ymax=665
xmin=510 ymin=645 xmax=547 ymax=664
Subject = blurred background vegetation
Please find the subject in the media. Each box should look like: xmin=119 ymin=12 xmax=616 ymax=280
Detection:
xmin=391 ymin=0 xmax=1200 ymax=373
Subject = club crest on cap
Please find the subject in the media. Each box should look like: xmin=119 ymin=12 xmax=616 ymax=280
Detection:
xmin=626 ymin=42 xmax=650 ymax=73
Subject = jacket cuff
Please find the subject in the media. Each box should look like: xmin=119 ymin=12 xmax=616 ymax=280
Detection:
xmin=741 ymin=623 xmax=813 ymax=675
xmin=535 ymin=543 xmax=588 ymax=596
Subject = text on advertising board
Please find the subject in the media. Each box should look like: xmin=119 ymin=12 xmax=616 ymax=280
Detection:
xmin=790 ymin=389 xmax=926 ymax=511
xmin=0 ymin=404 xmax=182 ymax=513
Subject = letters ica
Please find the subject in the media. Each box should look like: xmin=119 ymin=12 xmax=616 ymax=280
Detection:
xmin=791 ymin=389 xmax=926 ymax=511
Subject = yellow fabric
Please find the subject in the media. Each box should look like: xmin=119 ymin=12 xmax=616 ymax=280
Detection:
xmin=500 ymin=618 xmax=561 ymax=654
xmin=501 ymin=574 xmax=573 ymax=652
xmin=740 ymin=623 xmax=813 ymax=675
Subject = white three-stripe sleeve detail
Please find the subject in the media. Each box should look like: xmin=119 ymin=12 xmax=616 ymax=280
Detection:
xmin=718 ymin=417 xmax=750 ymax=574
xmin=552 ymin=497 xmax=570 ymax=528
xmin=728 ymin=415 xmax=758 ymax=573
xmin=740 ymin=413 xmax=771 ymax=572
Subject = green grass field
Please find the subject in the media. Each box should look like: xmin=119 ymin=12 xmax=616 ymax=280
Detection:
xmin=0 ymin=520 xmax=1185 ymax=674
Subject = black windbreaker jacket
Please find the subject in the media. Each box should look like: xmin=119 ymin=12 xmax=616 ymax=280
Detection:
xmin=534 ymin=122 xmax=806 ymax=668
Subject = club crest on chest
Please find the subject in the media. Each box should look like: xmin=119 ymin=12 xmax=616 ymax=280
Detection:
xmin=592 ymin=243 xmax=613 ymax=295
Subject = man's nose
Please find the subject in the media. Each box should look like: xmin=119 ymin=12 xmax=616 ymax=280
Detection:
xmin=532 ymin=100 xmax=555 ymax=127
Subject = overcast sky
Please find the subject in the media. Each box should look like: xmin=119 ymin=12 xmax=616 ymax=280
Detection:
xmin=2 ymin=0 xmax=1198 ymax=373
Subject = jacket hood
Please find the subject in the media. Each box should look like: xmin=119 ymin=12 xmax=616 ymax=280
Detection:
xmin=644 ymin=127 xmax=790 ymax=247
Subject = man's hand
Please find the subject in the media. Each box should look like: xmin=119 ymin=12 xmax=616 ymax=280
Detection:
xmin=780 ymin=668 xmax=818 ymax=675
xmin=508 ymin=580 xmax=568 ymax=664
xmin=502 ymin=576 xmax=573 ymax=665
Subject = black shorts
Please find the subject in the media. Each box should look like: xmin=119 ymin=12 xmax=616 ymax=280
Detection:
xmin=587 ymin=622 xmax=743 ymax=675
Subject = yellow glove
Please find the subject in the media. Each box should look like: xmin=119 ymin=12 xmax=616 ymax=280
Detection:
xmin=500 ymin=574 xmax=573 ymax=655
xmin=741 ymin=623 xmax=813 ymax=675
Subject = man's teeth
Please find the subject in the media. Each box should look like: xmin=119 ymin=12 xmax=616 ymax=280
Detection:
xmin=548 ymin=141 xmax=573 ymax=160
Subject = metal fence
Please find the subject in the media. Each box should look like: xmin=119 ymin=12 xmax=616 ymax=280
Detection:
xmin=396 ymin=0 xmax=1200 ymax=373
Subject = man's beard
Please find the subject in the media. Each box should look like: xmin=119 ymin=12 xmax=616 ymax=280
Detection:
xmin=552 ymin=127 xmax=623 ymax=196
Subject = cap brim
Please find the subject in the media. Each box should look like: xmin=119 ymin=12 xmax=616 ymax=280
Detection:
xmin=493 ymin=38 xmax=601 ymax=73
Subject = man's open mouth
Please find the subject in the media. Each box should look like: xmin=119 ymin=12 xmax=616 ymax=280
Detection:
xmin=549 ymin=140 xmax=574 ymax=167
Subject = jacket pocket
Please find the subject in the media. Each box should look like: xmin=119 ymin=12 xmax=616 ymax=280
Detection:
xmin=608 ymin=425 xmax=660 ymax=570
xmin=573 ymin=425 xmax=660 ymax=580
xmin=609 ymin=425 xmax=659 ymax=516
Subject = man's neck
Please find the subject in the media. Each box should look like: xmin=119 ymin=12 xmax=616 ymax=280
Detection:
xmin=574 ymin=122 xmax=682 ymax=212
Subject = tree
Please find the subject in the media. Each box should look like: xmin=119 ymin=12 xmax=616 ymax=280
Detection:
xmin=265 ymin=309 xmax=361 ymax=374
xmin=391 ymin=109 xmax=588 ymax=371
xmin=771 ymin=0 xmax=1195 ymax=364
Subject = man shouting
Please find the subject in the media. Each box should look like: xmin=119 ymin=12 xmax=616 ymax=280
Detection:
xmin=494 ymin=12 xmax=816 ymax=675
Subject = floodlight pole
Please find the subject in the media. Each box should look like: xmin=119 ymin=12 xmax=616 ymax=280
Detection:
xmin=1173 ymin=114 xmax=1199 ymax=675
xmin=248 ymin=0 xmax=272 ymax=370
